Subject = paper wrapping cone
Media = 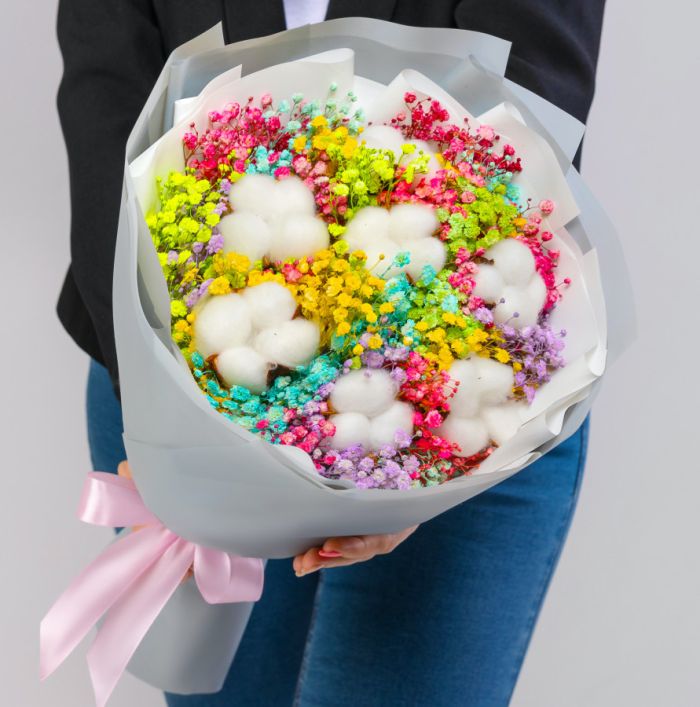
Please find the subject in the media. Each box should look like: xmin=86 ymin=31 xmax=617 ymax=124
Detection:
xmin=112 ymin=19 xmax=634 ymax=694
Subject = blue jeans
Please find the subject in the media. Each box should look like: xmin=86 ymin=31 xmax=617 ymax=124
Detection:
xmin=87 ymin=359 xmax=589 ymax=707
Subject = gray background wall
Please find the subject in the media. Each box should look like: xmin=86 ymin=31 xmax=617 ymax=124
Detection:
xmin=2 ymin=1 xmax=697 ymax=705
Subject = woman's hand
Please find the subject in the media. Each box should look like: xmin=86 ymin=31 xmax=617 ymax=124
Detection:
xmin=292 ymin=526 xmax=419 ymax=577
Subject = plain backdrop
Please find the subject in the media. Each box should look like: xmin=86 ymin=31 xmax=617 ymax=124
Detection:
xmin=2 ymin=1 xmax=698 ymax=705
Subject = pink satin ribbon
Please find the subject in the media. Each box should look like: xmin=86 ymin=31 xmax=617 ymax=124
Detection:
xmin=40 ymin=472 xmax=264 ymax=707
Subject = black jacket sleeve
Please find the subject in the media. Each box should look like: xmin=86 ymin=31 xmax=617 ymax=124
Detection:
xmin=56 ymin=0 xmax=167 ymax=395
xmin=454 ymin=0 xmax=606 ymax=127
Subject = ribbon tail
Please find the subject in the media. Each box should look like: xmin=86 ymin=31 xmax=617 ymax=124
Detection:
xmin=40 ymin=526 xmax=174 ymax=681
xmin=194 ymin=547 xmax=264 ymax=604
xmin=228 ymin=556 xmax=265 ymax=602
xmin=80 ymin=472 xmax=160 ymax=528
xmin=87 ymin=537 xmax=194 ymax=707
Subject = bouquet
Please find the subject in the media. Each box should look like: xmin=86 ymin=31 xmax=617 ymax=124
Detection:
xmin=41 ymin=19 xmax=632 ymax=706
xmin=152 ymin=83 xmax=578 ymax=488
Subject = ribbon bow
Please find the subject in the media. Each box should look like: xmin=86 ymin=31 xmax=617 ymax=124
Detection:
xmin=40 ymin=472 xmax=264 ymax=707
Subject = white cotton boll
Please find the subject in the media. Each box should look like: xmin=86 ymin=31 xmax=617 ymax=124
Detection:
xmin=193 ymin=294 xmax=253 ymax=359
xmin=447 ymin=359 xmax=482 ymax=418
xmin=228 ymin=174 xmax=277 ymax=218
xmin=489 ymin=238 xmax=536 ymax=286
xmin=241 ymin=281 xmax=297 ymax=329
xmin=254 ymin=318 xmax=320 ymax=368
xmin=404 ymin=237 xmax=447 ymax=281
xmin=215 ymin=346 xmax=271 ymax=393
xmin=218 ymin=212 xmax=271 ymax=264
xmin=495 ymin=285 xmax=542 ymax=327
xmin=408 ymin=139 xmax=433 ymax=154
xmin=474 ymin=357 xmax=514 ymax=405
xmin=361 ymin=125 xmax=405 ymax=158
xmin=494 ymin=273 xmax=547 ymax=329
xmin=472 ymin=264 xmax=505 ymax=303
xmin=363 ymin=238 xmax=402 ymax=278
xmin=267 ymin=215 xmax=330 ymax=262
xmin=271 ymin=175 xmax=316 ymax=218
xmin=327 ymin=413 xmax=372 ymax=451
xmin=526 ymin=274 xmax=547 ymax=314
xmin=388 ymin=203 xmax=439 ymax=244
xmin=493 ymin=285 xmax=530 ymax=325
xmin=511 ymin=298 xmax=541 ymax=327
xmin=481 ymin=403 xmax=523 ymax=446
xmin=368 ymin=401 xmax=414 ymax=450
xmin=343 ymin=207 xmax=391 ymax=249
xmin=449 ymin=396 xmax=481 ymax=419
xmin=330 ymin=368 xmax=397 ymax=417
xmin=438 ymin=416 xmax=490 ymax=458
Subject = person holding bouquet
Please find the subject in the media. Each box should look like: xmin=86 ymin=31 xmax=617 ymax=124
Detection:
xmin=56 ymin=1 xmax=605 ymax=705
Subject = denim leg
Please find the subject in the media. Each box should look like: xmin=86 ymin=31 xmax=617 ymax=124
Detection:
xmin=293 ymin=419 xmax=590 ymax=707
xmin=86 ymin=359 xmax=126 ymax=473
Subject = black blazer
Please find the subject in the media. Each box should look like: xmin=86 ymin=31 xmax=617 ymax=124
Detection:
xmin=56 ymin=0 xmax=605 ymax=395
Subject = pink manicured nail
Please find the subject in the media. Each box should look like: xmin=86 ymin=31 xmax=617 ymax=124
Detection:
xmin=318 ymin=549 xmax=343 ymax=558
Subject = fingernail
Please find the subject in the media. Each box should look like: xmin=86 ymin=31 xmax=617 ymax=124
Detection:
xmin=318 ymin=549 xmax=343 ymax=558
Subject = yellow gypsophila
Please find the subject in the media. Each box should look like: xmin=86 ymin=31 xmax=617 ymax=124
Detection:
xmin=293 ymin=248 xmax=385 ymax=346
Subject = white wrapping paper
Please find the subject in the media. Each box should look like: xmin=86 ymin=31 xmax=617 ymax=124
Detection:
xmin=110 ymin=19 xmax=633 ymax=694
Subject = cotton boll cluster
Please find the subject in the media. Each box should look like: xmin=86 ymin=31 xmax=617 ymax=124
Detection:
xmin=254 ymin=319 xmax=320 ymax=369
xmin=361 ymin=125 xmax=442 ymax=179
xmin=343 ymin=204 xmax=445 ymax=280
xmin=194 ymin=281 xmax=320 ymax=393
xmin=191 ymin=294 xmax=253 ymax=359
xmin=218 ymin=174 xmax=330 ymax=264
xmin=327 ymin=368 xmax=414 ymax=451
xmin=215 ymin=346 xmax=270 ymax=394
xmin=472 ymin=238 xmax=547 ymax=327
xmin=438 ymin=357 xmax=523 ymax=457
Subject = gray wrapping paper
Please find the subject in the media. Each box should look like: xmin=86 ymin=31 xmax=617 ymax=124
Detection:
xmin=113 ymin=19 xmax=634 ymax=694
